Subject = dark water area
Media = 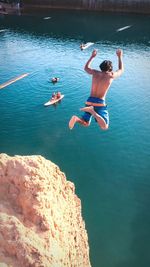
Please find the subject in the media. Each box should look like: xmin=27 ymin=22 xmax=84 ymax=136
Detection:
xmin=0 ymin=10 xmax=150 ymax=267
xmin=1 ymin=10 xmax=150 ymax=44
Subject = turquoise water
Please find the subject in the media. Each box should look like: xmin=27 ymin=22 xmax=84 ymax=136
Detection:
xmin=0 ymin=11 xmax=150 ymax=267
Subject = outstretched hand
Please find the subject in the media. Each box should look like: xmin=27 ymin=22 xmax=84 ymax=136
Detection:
xmin=116 ymin=49 xmax=123 ymax=57
xmin=91 ymin=49 xmax=97 ymax=58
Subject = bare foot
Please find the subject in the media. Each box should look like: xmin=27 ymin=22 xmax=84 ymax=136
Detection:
xmin=69 ymin=116 xmax=78 ymax=130
xmin=80 ymin=106 xmax=94 ymax=114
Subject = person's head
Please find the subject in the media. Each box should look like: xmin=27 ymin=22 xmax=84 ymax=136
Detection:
xmin=99 ymin=60 xmax=113 ymax=72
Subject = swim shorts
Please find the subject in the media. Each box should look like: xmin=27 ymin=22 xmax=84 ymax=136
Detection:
xmin=81 ymin=96 xmax=109 ymax=125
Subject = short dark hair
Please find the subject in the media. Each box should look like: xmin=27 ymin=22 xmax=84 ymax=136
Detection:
xmin=100 ymin=60 xmax=113 ymax=72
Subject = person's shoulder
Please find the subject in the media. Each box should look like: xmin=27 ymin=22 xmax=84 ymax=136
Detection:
xmin=93 ymin=69 xmax=101 ymax=75
xmin=111 ymin=70 xmax=123 ymax=79
xmin=108 ymin=71 xmax=115 ymax=79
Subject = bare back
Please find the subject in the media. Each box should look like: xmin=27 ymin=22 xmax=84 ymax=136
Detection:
xmin=84 ymin=49 xmax=124 ymax=100
xmin=90 ymin=70 xmax=114 ymax=100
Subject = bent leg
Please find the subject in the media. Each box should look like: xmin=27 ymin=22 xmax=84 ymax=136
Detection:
xmin=69 ymin=115 xmax=89 ymax=130
xmin=80 ymin=106 xmax=108 ymax=130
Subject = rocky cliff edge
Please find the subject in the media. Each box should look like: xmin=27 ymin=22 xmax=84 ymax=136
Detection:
xmin=0 ymin=154 xmax=91 ymax=267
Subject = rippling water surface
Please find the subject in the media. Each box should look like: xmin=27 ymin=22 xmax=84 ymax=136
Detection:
xmin=0 ymin=11 xmax=150 ymax=267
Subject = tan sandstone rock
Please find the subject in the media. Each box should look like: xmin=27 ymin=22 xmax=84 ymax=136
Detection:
xmin=0 ymin=154 xmax=91 ymax=267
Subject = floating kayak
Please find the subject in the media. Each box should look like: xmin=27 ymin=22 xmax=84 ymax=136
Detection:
xmin=0 ymin=73 xmax=29 ymax=90
xmin=116 ymin=25 xmax=131 ymax=32
xmin=80 ymin=42 xmax=94 ymax=50
xmin=44 ymin=94 xmax=64 ymax=106
xmin=43 ymin=17 xmax=51 ymax=20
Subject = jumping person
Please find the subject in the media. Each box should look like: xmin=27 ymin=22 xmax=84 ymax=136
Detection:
xmin=69 ymin=49 xmax=124 ymax=130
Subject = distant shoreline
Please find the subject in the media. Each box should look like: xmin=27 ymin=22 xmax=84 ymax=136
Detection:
xmin=21 ymin=0 xmax=150 ymax=15
xmin=1 ymin=0 xmax=150 ymax=15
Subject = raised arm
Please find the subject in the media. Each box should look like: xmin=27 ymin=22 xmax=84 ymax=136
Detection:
xmin=84 ymin=50 xmax=97 ymax=75
xmin=112 ymin=49 xmax=124 ymax=79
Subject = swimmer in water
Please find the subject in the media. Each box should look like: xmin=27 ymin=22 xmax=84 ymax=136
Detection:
xmin=51 ymin=77 xmax=60 ymax=83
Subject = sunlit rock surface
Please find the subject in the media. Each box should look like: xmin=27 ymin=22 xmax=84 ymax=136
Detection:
xmin=0 ymin=154 xmax=91 ymax=267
